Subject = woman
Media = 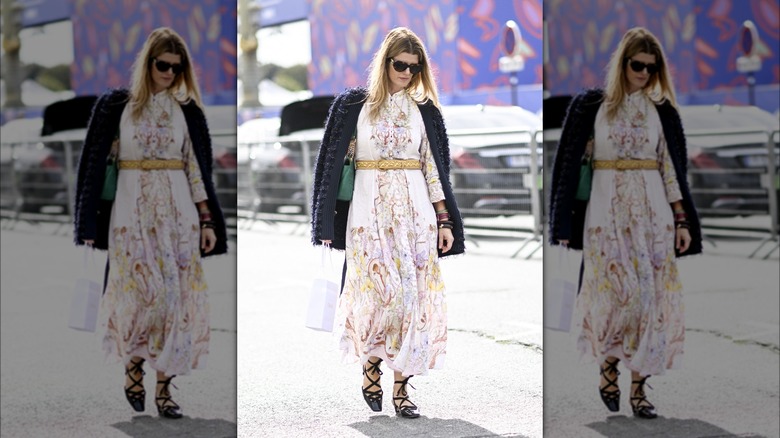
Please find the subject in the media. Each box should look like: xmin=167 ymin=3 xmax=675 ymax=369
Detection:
xmin=74 ymin=27 xmax=228 ymax=419
xmin=549 ymin=27 xmax=702 ymax=419
xmin=311 ymin=27 xmax=465 ymax=418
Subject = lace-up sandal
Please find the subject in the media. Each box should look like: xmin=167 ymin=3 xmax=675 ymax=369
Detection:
xmin=156 ymin=376 xmax=183 ymax=419
xmin=361 ymin=358 xmax=383 ymax=412
xmin=599 ymin=358 xmax=621 ymax=412
xmin=124 ymin=358 xmax=146 ymax=412
xmin=631 ymin=376 xmax=657 ymax=419
xmin=393 ymin=376 xmax=420 ymax=419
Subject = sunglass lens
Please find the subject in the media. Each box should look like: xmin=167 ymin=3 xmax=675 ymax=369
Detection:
xmin=155 ymin=60 xmax=183 ymax=75
xmin=392 ymin=61 xmax=422 ymax=74
xmin=629 ymin=60 xmax=657 ymax=74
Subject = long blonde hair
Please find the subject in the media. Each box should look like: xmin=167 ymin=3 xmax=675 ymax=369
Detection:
xmin=365 ymin=27 xmax=440 ymax=122
xmin=128 ymin=27 xmax=203 ymax=121
xmin=603 ymin=27 xmax=677 ymax=121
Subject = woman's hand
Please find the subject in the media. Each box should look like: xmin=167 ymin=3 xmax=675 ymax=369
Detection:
xmin=83 ymin=239 xmax=95 ymax=247
xmin=675 ymin=227 xmax=691 ymax=253
xmin=558 ymin=239 xmax=569 ymax=247
xmin=320 ymin=239 xmax=332 ymax=245
xmin=438 ymin=228 xmax=454 ymax=253
xmin=201 ymin=227 xmax=217 ymax=253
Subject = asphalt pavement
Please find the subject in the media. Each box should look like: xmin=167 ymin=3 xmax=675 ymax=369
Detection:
xmin=543 ymin=237 xmax=780 ymax=438
xmin=0 ymin=220 xmax=238 ymax=438
xmin=236 ymin=219 xmax=544 ymax=438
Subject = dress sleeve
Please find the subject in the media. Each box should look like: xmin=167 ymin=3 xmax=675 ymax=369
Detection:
xmin=183 ymin=132 xmax=208 ymax=203
xmin=420 ymin=128 xmax=445 ymax=203
xmin=657 ymin=132 xmax=683 ymax=203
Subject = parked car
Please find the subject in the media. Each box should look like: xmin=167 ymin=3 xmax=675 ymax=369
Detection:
xmin=0 ymin=117 xmax=44 ymax=210
xmin=443 ymin=105 xmax=542 ymax=216
xmin=680 ymin=105 xmax=779 ymax=216
xmin=11 ymin=96 xmax=237 ymax=215
xmin=237 ymin=116 xmax=280 ymax=212
xmin=542 ymin=95 xmax=779 ymax=217
xmin=247 ymin=96 xmax=543 ymax=217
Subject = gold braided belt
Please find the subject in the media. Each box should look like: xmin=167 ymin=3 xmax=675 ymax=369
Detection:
xmin=355 ymin=159 xmax=421 ymax=170
xmin=118 ymin=160 xmax=185 ymax=170
xmin=593 ymin=159 xmax=659 ymax=170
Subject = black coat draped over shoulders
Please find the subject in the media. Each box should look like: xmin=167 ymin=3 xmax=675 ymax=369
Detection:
xmin=73 ymin=88 xmax=228 ymax=257
xmin=310 ymin=87 xmax=465 ymax=258
xmin=548 ymin=88 xmax=702 ymax=257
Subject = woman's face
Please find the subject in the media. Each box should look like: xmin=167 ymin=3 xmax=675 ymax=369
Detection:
xmin=624 ymin=51 xmax=657 ymax=93
xmin=150 ymin=52 xmax=182 ymax=93
xmin=387 ymin=52 xmax=420 ymax=94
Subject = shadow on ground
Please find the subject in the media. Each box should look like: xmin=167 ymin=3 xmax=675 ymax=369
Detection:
xmin=349 ymin=415 xmax=528 ymax=438
xmin=586 ymin=415 xmax=767 ymax=438
xmin=111 ymin=416 xmax=236 ymax=438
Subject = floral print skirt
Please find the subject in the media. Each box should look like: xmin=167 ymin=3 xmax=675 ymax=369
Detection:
xmin=336 ymin=168 xmax=447 ymax=376
xmin=100 ymin=169 xmax=210 ymax=376
xmin=577 ymin=169 xmax=684 ymax=376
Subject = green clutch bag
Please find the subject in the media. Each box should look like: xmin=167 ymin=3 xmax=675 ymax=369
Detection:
xmin=100 ymin=157 xmax=118 ymax=201
xmin=100 ymin=132 xmax=120 ymax=201
xmin=337 ymin=129 xmax=357 ymax=201
xmin=575 ymin=135 xmax=594 ymax=201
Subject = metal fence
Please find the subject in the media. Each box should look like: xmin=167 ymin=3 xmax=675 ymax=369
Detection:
xmin=237 ymin=128 xmax=546 ymax=258
xmin=541 ymin=127 xmax=780 ymax=259
xmin=0 ymin=131 xmax=238 ymax=235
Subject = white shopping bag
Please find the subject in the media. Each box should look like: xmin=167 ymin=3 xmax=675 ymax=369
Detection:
xmin=544 ymin=247 xmax=578 ymax=332
xmin=305 ymin=246 xmax=339 ymax=332
xmin=68 ymin=248 xmax=102 ymax=332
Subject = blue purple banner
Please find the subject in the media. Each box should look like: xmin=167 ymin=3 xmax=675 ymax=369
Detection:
xmin=545 ymin=0 xmax=779 ymax=98
xmin=308 ymin=0 xmax=543 ymax=104
xmin=71 ymin=0 xmax=237 ymax=104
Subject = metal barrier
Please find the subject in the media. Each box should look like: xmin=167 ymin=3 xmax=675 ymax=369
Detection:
xmin=685 ymin=128 xmax=779 ymax=258
xmin=542 ymin=127 xmax=780 ymax=259
xmin=0 ymin=131 xmax=238 ymax=236
xmin=238 ymin=128 xmax=546 ymax=258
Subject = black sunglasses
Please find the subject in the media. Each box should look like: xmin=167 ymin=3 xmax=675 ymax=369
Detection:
xmin=388 ymin=58 xmax=423 ymax=75
xmin=153 ymin=58 xmax=184 ymax=75
xmin=627 ymin=59 xmax=659 ymax=75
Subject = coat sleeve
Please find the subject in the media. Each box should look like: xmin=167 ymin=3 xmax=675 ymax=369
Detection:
xmin=182 ymin=102 xmax=229 ymax=257
xmin=548 ymin=93 xmax=589 ymax=245
xmin=311 ymin=93 xmax=347 ymax=244
xmin=74 ymin=92 xmax=114 ymax=245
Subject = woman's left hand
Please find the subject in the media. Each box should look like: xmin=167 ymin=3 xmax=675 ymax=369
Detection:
xmin=438 ymin=228 xmax=454 ymax=253
xmin=201 ymin=227 xmax=217 ymax=253
xmin=675 ymin=227 xmax=691 ymax=253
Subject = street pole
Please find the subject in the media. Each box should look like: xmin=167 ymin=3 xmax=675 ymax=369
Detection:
xmin=1 ymin=0 xmax=25 ymax=108
xmin=747 ymin=72 xmax=755 ymax=106
xmin=510 ymin=71 xmax=518 ymax=107
xmin=239 ymin=0 xmax=261 ymax=108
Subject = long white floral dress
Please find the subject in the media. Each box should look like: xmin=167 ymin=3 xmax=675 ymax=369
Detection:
xmin=335 ymin=90 xmax=447 ymax=376
xmin=577 ymin=91 xmax=685 ymax=376
xmin=100 ymin=91 xmax=210 ymax=376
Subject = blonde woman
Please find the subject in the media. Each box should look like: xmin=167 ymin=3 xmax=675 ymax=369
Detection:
xmin=549 ymin=27 xmax=702 ymax=419
xmin=74 ymin=27 xmax=227 ymax=418
xmin=311 ymin=27 xmax=464 ymax=418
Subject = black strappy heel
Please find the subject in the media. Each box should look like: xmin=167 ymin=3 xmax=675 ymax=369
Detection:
xmin=599 ymin=358 xmax=621 ymax=412
xmin=631 ymin=376 xmax=657 ymax=419
xmin=393 ymin=376 xmax=420 ymax=419
xmin=156 ymin=376 xmax=183 ymax=419
xmin=124 ymin=358 xmax=145 ymax=412
xmin=361 ymin=358 xmax=383 ymax=412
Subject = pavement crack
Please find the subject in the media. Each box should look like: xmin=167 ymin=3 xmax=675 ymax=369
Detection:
xmin=686 ymin=327 xmax=779 ymax=354
xmin=449 ymin=328 xmax=543 ymax=353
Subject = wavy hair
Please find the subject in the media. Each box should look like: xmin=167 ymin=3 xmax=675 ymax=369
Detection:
xmin=603 ymin=27 xmax=677 ymax=121
xmin=365 ymin=27 xmax=440 ymax=122
xmin=128 ymin=27 xmax=203 ymax=121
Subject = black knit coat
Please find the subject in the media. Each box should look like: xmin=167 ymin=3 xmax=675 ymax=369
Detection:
xmin=548 ymin=88 xmax=702 ymax=257
xmin=310 ymin=87 xmax=465 ymax=258
xmin=73 ymin=88 xmax=228 ymax=257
